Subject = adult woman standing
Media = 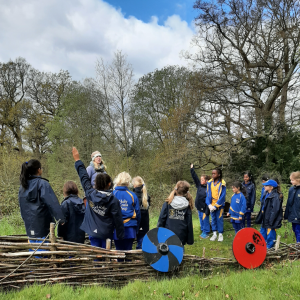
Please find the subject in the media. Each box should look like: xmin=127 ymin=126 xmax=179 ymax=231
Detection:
xmin=86 ymin=151 xmax=106 ymax=186
xmin=113 ymin=172 xmax=141 ymax=251
xmin=18 ymin=160 xmax=65 ymax=240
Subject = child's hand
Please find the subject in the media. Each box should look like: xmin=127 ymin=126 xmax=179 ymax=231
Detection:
xmin=239 ymin=217 xmax=242 ymax=220
xmin=190 ymin=164 xmax=193 ymax=168
xmin=72 ymin=147 xmax=80 ymax=161
xmin=227 ymin=213 xmax=230 ymax=217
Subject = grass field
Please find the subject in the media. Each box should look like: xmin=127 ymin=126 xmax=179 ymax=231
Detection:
xmin=0 ymin=208 xmax=298 ymax=299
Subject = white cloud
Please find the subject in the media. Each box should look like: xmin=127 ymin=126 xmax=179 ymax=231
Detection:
xmin=0 ymin=0 xmax=195 ymax=80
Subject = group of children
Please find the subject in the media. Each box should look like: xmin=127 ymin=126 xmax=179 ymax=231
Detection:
xmin=18 ymin=147 xmax=300 ymax=253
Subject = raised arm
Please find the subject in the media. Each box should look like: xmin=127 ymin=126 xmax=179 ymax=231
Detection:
xmin=72 ymin=147 xmax=94 ymax=196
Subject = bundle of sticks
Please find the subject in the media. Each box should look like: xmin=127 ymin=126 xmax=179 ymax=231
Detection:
xmin=0 ymin=234 xmax=298 ymax=290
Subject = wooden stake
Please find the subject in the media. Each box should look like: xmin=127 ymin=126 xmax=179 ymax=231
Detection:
xmin=202 ymin=247 xmax=205 ymax=258
xmin=106 ymin=239 xmax=111 ymax=262
xmin=275 ymin=235 xmax=281 ymax=251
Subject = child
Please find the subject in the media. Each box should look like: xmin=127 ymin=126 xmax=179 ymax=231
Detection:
xmin=113 ymin=172 xmax=141 ymax=251
xmin=227 ymin=181 xmax=247 ymax=234
xmin=18 ymin=159 xmax=65 ymax=240
xmin=72 ymin=147 xmax=124 ymax=248
xmin=57 ymin=181 xmax=85 ymax=244
xmin=260 ymin=174 xmax=270 ymax=203
xmin=132 ymin=176 xmax=151 ymax=250
xmin=190 ymin=164 xmax=211 ymax=239
xmin=206 ymin=168 xmax=226 ymax=242
xmin=157 ymin=181 xmax=194 ymax=245
xmin=242 ymin=171 xmax=256 ymax=228
xmin=256 ymin=179 xmax=283 ymax=249
xmin=284 ymin=171 xmax=300 ymax=242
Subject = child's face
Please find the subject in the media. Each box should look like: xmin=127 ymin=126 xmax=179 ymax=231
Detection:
xmin=244 ymin=174 xmax=250 ymax=183
xmin=232 ymin=186 xmax=239 ymax=194
xmin=290 ymin=176 xmax=300 ymax=186
xmin=200 ymin=176 xmax=207 ymax=185
xmin=264 ymin=185 xmax=273 ymax=192
xmin=212 ymin=170 xmax=219 ymax=180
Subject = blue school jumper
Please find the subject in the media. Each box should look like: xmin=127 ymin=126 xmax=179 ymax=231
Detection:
xmin=242 ymin=181 xmax=256 ymax=228
xmin=113 ymin=186 xmax=141 ymax=251
xmin=206 ymin=179 xmax=226 ymax=233
xmin=229 ymin=193 xmax=246 ymax=234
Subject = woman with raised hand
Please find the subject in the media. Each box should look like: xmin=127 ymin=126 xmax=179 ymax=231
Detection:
xmin=113 ymin=172 xmax=141 ymax=251
xmin=72 ymin=147 xmax=124 ymax=248
xmin=18 ymin=160 xmax=65 ymax=242
xmin=86 ymin=150 xmax=107 ymax=186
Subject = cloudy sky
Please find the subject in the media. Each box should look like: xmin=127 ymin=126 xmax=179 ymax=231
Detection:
xmin=0 ymin=0 xmax=198 ymax=80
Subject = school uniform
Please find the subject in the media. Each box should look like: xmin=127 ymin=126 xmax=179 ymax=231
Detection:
xmin=74 ymin=160 xmax=125 ymax=248
xmin=242 ymin=181 xmax=256 ymax=227
xmin=57 ymin=195 xmax=86 ymax=244
xmin=260 ymin=187 xmax=266 ymax=202
xmin=190 ymin=168 xmax=210 ymax=236
xmin=284 ymin=185 xmax=300 ymax=242
xmin=133 ymin=186 xmax=151 ymax=249
xmin=206 ymin=179 xmax=227 ymax=234
xmin=256 ymin=189 xmax=283 ymax=248
xmin=113 ymin=186 xmax=141 ymax=251
xmin=228 ymin=193 xmax=246 ymax=234
xmin=18 ymin=176 xmax=65 ymax=239
xmin=157 ymin=196 xmax=194 ymax=245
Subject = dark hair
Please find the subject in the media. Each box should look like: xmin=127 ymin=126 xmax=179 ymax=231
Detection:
xmin=20 ymin=159 xmax=41 ymax=189
xmin=95 ymin=173 xmax=112 ymax=191
xmin=232 ymin=181 xmax=247 ymax=197
xmin=213 ymin=168 xmax=222 ymax=181
xmin=261 ymin=174 xmax=270 ymax=182
xmin=201 ymin=175 xmax=211 ymax=181
xmin=243 ymin=171 xmax=256 ymax=186
xmin=271 ymin=177 xmax=283 ymax=199
xmin=63 ymin=181 xmax=79 ymax=196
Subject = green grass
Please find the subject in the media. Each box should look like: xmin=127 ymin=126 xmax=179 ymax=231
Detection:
xmin=2 ymin=261 xmax=300 ymax=299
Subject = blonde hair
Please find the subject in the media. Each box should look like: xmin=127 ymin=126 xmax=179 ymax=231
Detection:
xmin=114 ymin=172 xmax=131 ymax=187
xmin=166 ymin=181 xmax=194 ymax=210
xmin=132 ymin=176 xmax=148 ymax=209
xmin=290 ymin=171 xmax=300 ymax=183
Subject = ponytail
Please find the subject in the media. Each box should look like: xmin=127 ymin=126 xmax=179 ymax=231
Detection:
xmin=20 ymin=159 xmax=41 ymax=189
xmin=132 ymin=176 xmax=149 ymax=209
xmin=166 ymin=181 xmax=194 ymax=210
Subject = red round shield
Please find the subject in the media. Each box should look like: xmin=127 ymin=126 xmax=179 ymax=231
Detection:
xmin=232 ymin=228 xmax=267 ymax=269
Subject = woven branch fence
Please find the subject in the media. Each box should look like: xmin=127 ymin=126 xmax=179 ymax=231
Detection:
xmin=0 ymin=231 xmax=299 ymax=291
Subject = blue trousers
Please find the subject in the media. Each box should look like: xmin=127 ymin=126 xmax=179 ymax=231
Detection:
xmin=211 ymin=209 xmax=224 ymax=233
xmin=231 ymin=222 xmax=242 ymax=234
xmin=292 ymin=223 xmax=300 ymax=243
xmin=89 ymin=236 xmax=106 ymax=248
xmin=260 ymin=227 xmax=276 ymax=249
xmin=242 ymin=212 xmax=252 ymax=228
xmin=28 ymin=237 xmax=48 ymax=258
xmin=136 ymin=236 xmax=144 ymax=250
xmin=114 ymin=239 xmax=134 ymax=262
xmin=198 ymin=210 xmax=210 ymax=234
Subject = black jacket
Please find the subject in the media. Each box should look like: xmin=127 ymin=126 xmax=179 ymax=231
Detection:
xmin=57 ymin=195 xmax=86 ymax=243
xmin=133 ymin=186 xmax=150 ymax=237
xmin=157 ymin=199 xmax=194 ymax=245
xmin=256 ymin=189 xmax=283 ymax=229
xmin=75 ymin=160 xmax=124 ymax=240
xmin=242 ymin=181 xmax=256 ymax=212
xmin=18 ymin=176 xmax=65 ymax=238
xmin=190 ymin=168 xmax=209 ymax=215
xmin=284 ymin=185 xmax=300 ymax=224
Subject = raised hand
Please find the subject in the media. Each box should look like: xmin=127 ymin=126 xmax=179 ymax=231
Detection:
xmin=72 ymin=147 xmax=80 ymax=161
xmin=190 ymin=163 xmax=193 ymax=168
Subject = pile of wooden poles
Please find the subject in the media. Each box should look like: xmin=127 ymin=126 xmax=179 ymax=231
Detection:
xmin=0 ymin=226 xmax=299 ymax=290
